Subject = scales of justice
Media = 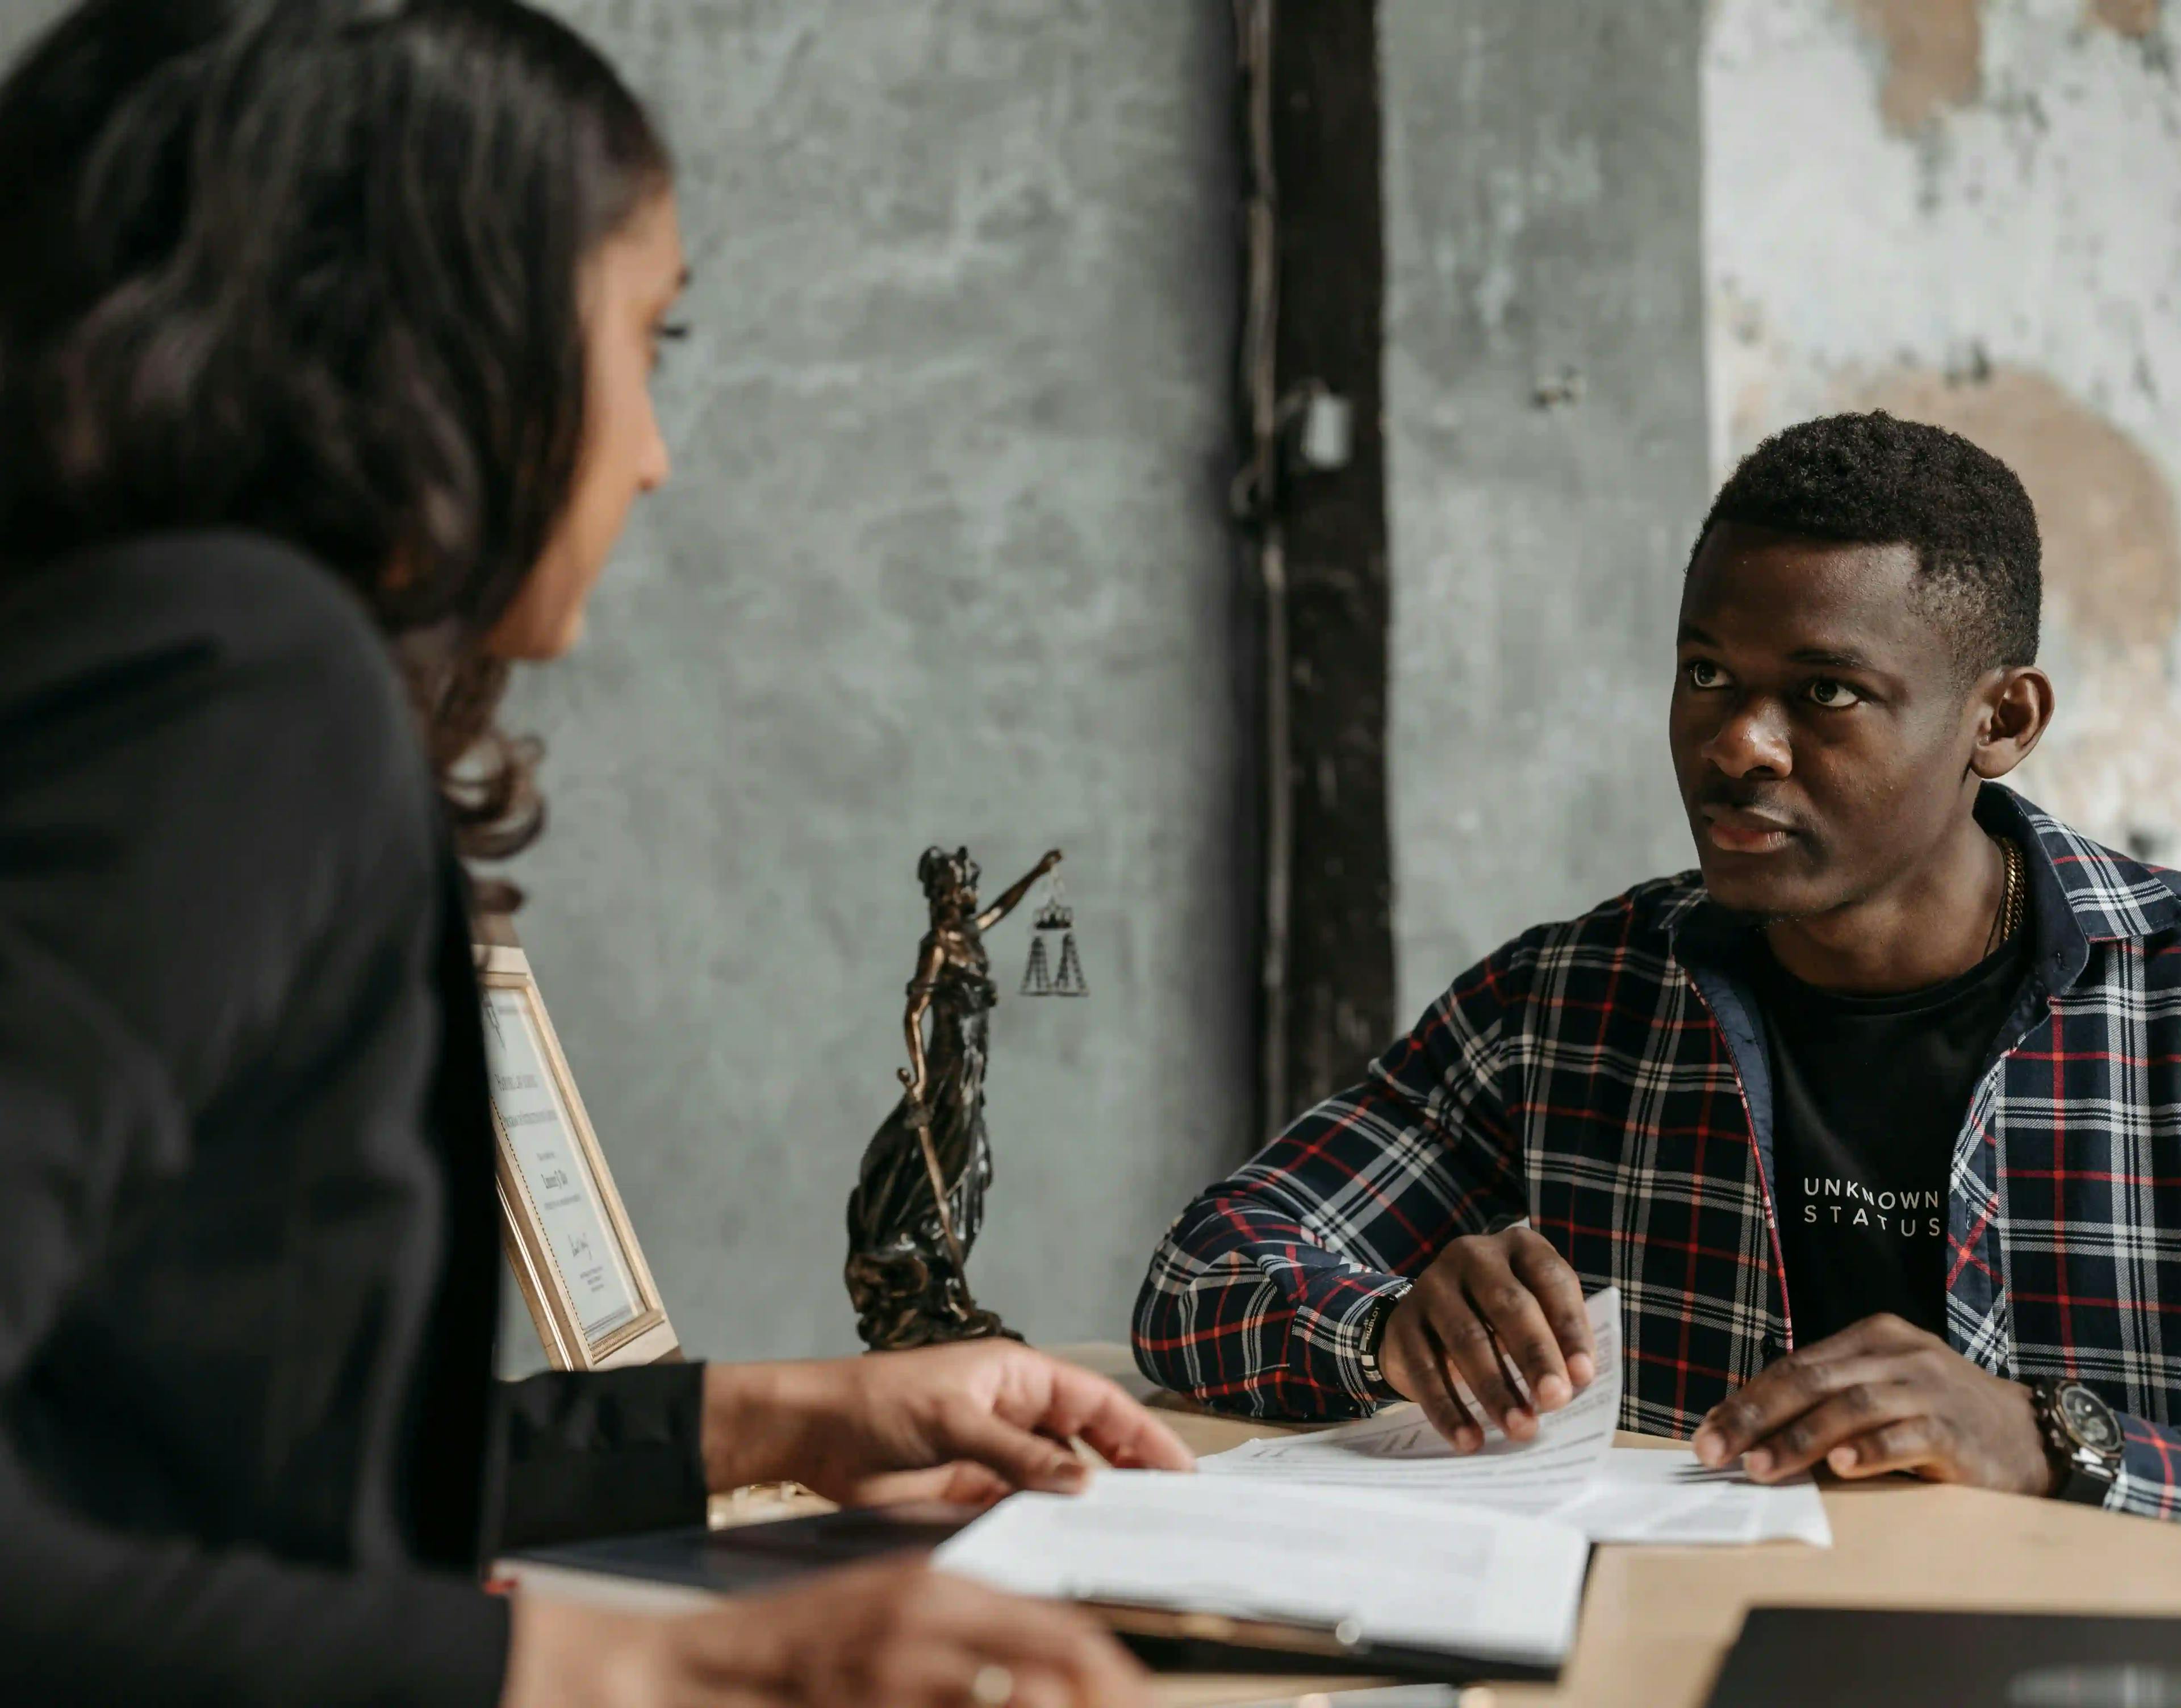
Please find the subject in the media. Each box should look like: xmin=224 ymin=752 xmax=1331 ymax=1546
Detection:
xmin=844 ymin=846 xmax=1084 ymax=1352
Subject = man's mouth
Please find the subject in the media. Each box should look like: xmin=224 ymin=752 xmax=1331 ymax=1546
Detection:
xmin=1699 ymin=804 xmax=1799 ymax=855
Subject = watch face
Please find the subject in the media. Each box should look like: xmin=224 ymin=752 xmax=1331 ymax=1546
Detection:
xmin=2057 ymin=1384 xmax=2123 ymax=1454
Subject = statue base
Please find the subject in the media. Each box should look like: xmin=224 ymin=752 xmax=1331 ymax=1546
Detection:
xmin=846 ymin=1251 xmax=1022 ymax=1352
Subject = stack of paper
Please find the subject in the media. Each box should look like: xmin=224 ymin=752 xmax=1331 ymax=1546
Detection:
xmin=934 ymin=1469 xmax=1591 ymax=1672
xmin=1557 ymin=1448 xmax=1829 ymax=1546
xmin=1200 ymin=1288 xmax=1624 ymax=1513
xmin=1198 ymin=1288 xmax=1828 ymax=1547
xmin=935 ymin=1288 xmax=1825 ymax=1673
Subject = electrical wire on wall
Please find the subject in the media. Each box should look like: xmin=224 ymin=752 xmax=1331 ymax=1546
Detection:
xmin=1229 ymin=0 xmax=1289 ymax=1140
xmin=1228 ymin=0 xmax=1391 ymax=1138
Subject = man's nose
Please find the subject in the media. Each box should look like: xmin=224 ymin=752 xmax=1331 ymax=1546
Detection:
xmin=1700 ymin=694 xmax=1793 ymax=778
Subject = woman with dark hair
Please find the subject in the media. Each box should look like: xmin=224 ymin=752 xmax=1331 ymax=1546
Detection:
xmin=0 ymin=3 xmax=1184 ymax=1704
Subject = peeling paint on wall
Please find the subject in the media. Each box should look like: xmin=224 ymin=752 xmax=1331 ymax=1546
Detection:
xmin=1845 ymin=366 xmax=2181 ymax=855
xmin=1851 ymin=365 xmax=2181 ymax=646
xmin=1842 ymin=0 xmax=1984 ymax=133
xmin=2088 ymin=0 xmax=2163 ymax=40
xmin=1709 ymin=0 xmax=2181 ymax=859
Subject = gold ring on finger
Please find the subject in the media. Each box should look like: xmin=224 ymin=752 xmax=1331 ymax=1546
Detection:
xmin=970 ymin=1662 xmax=1015 ymax=1706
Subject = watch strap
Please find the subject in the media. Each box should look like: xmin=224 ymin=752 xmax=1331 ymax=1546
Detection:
xmin=1357 ymin=1293 xmax=1400 ymax=1397
xmin=2051 ymin=1461 xmax=2116 ymax=1506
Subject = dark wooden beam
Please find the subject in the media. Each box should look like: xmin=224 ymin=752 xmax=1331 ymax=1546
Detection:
xmin=1235 ymin=0 xmax=1395 ymax=1132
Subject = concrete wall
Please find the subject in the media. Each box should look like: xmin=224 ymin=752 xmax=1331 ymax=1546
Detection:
xmin=14 ymin=0 xmax=2174 ymax=1368
xmin=0 ymin=2 xmax=56 ymax=66
xmin=0 ymin=0 xmax=1251 ymax=1367
xmin=1707 ymin=0 xmax=2181 ymax=859
xmin=1381 ymin=0 xmax=1716 ymax=1018
xmin=502 ymin=0 xmax=1248 ymax=1363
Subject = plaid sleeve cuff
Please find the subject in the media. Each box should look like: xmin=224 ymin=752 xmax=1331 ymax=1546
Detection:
xmin=2108 ymin=1410 xmax=2181 ymax=1521
xmin=1289 ymin=1269 xmax=1414 ymax=1411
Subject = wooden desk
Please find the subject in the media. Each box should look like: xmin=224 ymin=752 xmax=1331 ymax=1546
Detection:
xmin=505 ymin=1345 xmax=2181 ymax=1708
xmin=1141 ymin=1423 xmax=2181 ymax=1707
xmin=1055 ymin=1344 xmax=2181 ymax=1707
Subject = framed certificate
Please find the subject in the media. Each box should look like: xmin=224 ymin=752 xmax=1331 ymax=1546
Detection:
xmin=475 ymin=943 xmax=680 ymax=1369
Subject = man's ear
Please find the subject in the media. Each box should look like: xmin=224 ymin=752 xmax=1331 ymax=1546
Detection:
xmin=1968 ymin=666 xmax=2056 ymax=779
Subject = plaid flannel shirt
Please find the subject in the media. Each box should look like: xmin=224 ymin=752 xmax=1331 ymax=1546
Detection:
xmin=1135 ymin=786 xmax=2181 ymax=1521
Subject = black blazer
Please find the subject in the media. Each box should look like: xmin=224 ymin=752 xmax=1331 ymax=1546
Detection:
xmin=0 ymin=532 xmax=707 ymax=1706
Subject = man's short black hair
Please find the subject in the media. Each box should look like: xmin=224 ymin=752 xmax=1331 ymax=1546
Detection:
xmin=1692 ymin=411 xmax=2042 ymax=678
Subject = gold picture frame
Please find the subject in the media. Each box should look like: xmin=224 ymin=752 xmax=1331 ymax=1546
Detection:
xmin=475 ymin=943 xmax=680 ymax=1370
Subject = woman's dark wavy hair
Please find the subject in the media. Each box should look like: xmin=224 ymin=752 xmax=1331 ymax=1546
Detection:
xmin=0 ymin=0 xmax=671 ymax=899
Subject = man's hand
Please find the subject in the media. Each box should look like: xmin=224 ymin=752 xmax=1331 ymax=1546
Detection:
xmin=1378 ymin=1226 xmax=1596 ymax=1452
xmin=505 ymin=1559 xmax=1150 ymax=1707
xmin=703 ymin=1342 xmax=1195 ymax=1507
xmin=1690 ymin=1313 xmax=2053 ymax=1494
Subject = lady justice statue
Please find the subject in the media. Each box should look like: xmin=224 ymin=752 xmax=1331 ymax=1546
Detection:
xmin=845 ymin=846 xmax=1062 ymax=1350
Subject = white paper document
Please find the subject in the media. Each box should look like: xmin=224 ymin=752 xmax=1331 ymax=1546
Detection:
xmin=1556 ymin=1449 xmax=1829 ymax=1546
xmin=1200 ymin=1288 xmax=1624 ymax=1516
xmin=1198 ymin=1288 xmax=1828 ymax=1547
xmin=934 ymin=1469 xmax=1591 ymax=1671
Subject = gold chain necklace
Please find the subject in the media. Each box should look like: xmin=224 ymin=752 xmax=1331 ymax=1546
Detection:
xmin=1986 ymin=836 xmax=2025 ymax=957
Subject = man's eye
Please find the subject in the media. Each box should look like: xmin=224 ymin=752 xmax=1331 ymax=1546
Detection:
xmin=1685 ymin=660 xmax=1727 ymax=690
xmin=1807 ymin=678 xmax=1862 ymax=708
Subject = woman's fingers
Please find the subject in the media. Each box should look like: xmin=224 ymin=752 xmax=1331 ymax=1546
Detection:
xmin=679 ymin=1562 xmax=1151 ymax=1707
xmin=917 ymin=1367 xmax=1193 ymax=1498
xmin=1030 ymin=1364 xmax=1195 ymax=1473
xmin=880 ymin=1646 xmax=1090 ymax=1708
xmin=846 ymin=1463 xmax=1014 ymax=1509
xmin=908 ymin=1575 xmax=1152 ymax=1708
xmin=929 ymin=1398 xmax=1090 ymax=1494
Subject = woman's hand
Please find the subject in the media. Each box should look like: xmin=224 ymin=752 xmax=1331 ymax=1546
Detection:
xmin=701 ymin=1342 xmax=1194 ymax=1507
xmin=503 ymin=1560 xmax=1150 ymax=1707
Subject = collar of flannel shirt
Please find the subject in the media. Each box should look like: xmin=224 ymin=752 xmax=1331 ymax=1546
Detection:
xmin=1643 ymin=783 xmax=2181 ymax=1399
xmin=1663 ymin=783 xmax=2181 ymax=984
xmin=1624 ymin=785 xmax=2181 ymax=1518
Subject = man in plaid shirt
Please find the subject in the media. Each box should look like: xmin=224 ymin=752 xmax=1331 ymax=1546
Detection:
xmin=1136 ymin=414 xmax=2180 ymax=1520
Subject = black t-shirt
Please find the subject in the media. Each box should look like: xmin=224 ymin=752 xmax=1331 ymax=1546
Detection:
xmin=1753 ymin=935 xmax=2027 ymax=1348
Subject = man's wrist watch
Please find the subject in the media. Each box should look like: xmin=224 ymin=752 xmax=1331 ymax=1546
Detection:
xmin=1358 ymin=1294 xmax=1399 ymax=1395
xmin=2030 ymin=1378 xmax=2123 ymax=1505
